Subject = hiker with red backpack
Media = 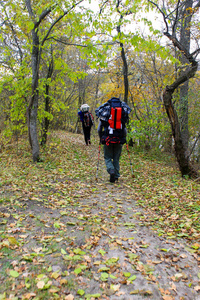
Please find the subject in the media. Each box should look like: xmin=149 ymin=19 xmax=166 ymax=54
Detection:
xmin=95 ymin=97 xmax=131 ymax=182
xmin=78 ymin=104 xmax=94 ymax=145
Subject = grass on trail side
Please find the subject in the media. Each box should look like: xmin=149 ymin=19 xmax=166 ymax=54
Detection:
xmin=0 ymin=130 xmax=199 ymax=300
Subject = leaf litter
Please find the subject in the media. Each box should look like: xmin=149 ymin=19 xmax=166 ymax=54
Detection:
xmin=0 ymin=131 xmax=199 ymax=300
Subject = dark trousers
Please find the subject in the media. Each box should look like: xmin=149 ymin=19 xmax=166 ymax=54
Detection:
xmin=82 ymin=124 xmax=91 ymax=145
xmin=104 ymin=143 xmax=122 ymax=178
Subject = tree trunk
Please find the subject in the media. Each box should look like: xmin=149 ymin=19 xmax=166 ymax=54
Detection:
xmin=116 ymin=0 xmax=129 ymax=104
xmin=120 ymin=43 xmax=129 ymax=103
xmin=163 ymin=87 xmax=193 ymax=176
xmin=27 ymin=27 xmax=40 ymax=162
xmin=25 ymin=0 xmax=83 ymax=161
xmin=117 ymin=21 xmax=129 ymax=103
xmin=149 ymin=0 xmax=200 ymax=177
xmin=162 ymin=60 xmax=199 ymax=177
xmin=179 ymin=0 xmax=193 ymax=149
xmin=41 ymin=53 xmax=54 ymax=146
xmin=162 ymin=69 xmax=199 ymax=177
xmin=179 ymin=82 xmax=189 ymax=149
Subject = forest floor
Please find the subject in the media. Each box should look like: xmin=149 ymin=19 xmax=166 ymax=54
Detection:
xmin=0 ymin=130 xmax=200 ymax=300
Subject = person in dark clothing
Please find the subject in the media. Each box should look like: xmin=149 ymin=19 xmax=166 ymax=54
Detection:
xmin=97 ymin=120 xmax=125 ymax=182
xmin=96 ymin=97 xmax=131 ymax=182
xmin=78 ymin=104 xmax=94 ymax=145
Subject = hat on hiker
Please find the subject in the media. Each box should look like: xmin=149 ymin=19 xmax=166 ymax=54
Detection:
xmin=81 ymin=104 xmax=90 ymax=112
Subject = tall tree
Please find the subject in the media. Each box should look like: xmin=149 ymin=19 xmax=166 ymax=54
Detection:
xmin=179 ymin=0 xmax=193 ymax=149
xmin=116 ymin=0 xmax=129 ymax=103
xmin=149 ymin=0 xmax=200 ymax=177
xmin=40 ymin=46 xmax=54 ymax=146
xmin=99 ymin=0 xmax=141 ymax=103
xmin=25 ymin=0 xmax=84 ymax=161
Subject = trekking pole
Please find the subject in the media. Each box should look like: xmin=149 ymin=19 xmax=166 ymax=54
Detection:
xmin=126 ymin=143 xmax=134 ymax=177
xmin=96 ymin=142 xmax=101 ymax=181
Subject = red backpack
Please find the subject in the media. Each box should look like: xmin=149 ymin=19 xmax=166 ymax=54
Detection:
xmin=108 ymin=107 xmax=122 ymax=130
xmin=101 ymin=98 xmax=127 ymax=145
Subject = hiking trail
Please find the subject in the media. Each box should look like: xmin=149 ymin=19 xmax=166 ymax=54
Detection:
xmin=0 ymin=131 xmax=199 ymax=300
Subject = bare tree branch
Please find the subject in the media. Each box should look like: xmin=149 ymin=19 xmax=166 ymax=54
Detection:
xmin=172 ymin=0 xmax=181 ymax=36
xmin=41 ymin=0 xmax=84 ymax=47
xmin=188 ymin=132 xmax=200 ymax=158
xmin=100 ymin=0 xmax=110 ymax=14
xmin=148 ymin=0 xmax=169 ymax=32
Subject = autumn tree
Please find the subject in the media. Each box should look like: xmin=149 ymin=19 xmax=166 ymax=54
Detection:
xmin=127 ymin=45 xmax=174 ymax=150
xmin=0 ymin=0 xmax=98 ymax=161
xmin=149 ymin=0 xmax=200 ymax=177
xmin=25 ymin=0 xmax=87 ymax=161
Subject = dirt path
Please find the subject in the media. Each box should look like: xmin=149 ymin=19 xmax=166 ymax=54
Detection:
xmin=0 ymin=132 xmax=199 ymax=300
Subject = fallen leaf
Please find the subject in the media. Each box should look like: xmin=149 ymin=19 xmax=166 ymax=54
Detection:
xmin=10 ymin=270 xmax=19 ymax=278
xmin=61 ymin=248 xmax=67 ymax=255
xmin=65 ymin=295 xmax=74 ymax=300
xmin=116 ymin=291 xmax=125 ymax=296
xmin=94 ymin=261 xmax=101 ymax=266
xmin=51 ymin=272 xmax=60 ymax=279
xmin=116 ymin=239 xmax=122 ymax=245
xmin=152 ymin=260 xmax=162 ymax=264
xmin=98 ymin=249 xmax=106 ymax=256
xmin=162 ymin=296 xmax=174 ymax=300
xmin=8 ymin=237 xmax=18 ymax=245
xmin=127 ymin=275 xmax=137 ymax=283
xmin=22 ymin=293 xmax=36 ymax=299
xmin=110 ymin=284 xmax=120 ymax=292
xmin=180 ymin=253 xmax=187 ymax=259
xmin=130 ymin=290 xmax=139 ymax=295
xmin=77 ymin=289 xmax=85 ymax=296
xmin=37 ymin=280 xmax=45 ymax=289
xmin=49 ymin=287 xmax=60 ymax=293
xmin=170 ymin=282 xmax=177 ymax=292
xmin=60 ymin=279 xmax=68 ymax=285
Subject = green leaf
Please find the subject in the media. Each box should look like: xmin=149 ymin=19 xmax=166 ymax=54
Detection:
xmin=98 ymin=249 xmax=106 ymax=256
xmin=53 ymin=222 xmax=60 ymax=228
xmin=123 ymin=272 xmax=131 ymax=277
xmin=160 ymin=248 xmax=169 ymax=252
xmin=0 ymin=293 xmax=6 ymax=300
xmin=98 ymin=266 xmax=110 ymax=272
xmin=100 ymin=272 xmax=109 ymax=281
xmin=25 ymin=281 xmax=31 ymax=288
xmin=85 ymin=294 xmax=101 ymax=299
xmin=109 ymin=274 xmax=117 ymax=279
xmin=192 ymin=244 xmax=199 ymax=250
xmin=124 ymin=222 xmax=135 ymax=227
xmin=37 ymin=274 xmax=46 ymax=279
xmin=128 ymin=275 xmax=137 ymax=282
xmin=61 ymin=248 xmax=67 ymax=255
xmin=60 ymin=211 xmax=68 ymax=216
xmin=66 ymin=222 xmax=76 ymax=226
xmin=128 ymin=253 xmax=138 ymax=260
xmin=140 ymin=244 xmax=149 ymax=248
xmin=73 ymin=248 xmax=86 ymax=255
xmin=8 ymin=237 xmax=18 ymax=245
xmin=185 ymin=246 xmax=196 ymax=254
xmin=74 ymin=268 xmax=82 ymax=275
xmin=10 ymin=270 xmax=19 ymax=278
xmin=105 ymin=257 xmax=119 ymax=266
xmin=27 ymin=21 xmax=35 ymax=31
xmin=77 ymin=289 xmax=85 ymax=296
xmin=130 ymin=289 xmax=140 ymax=294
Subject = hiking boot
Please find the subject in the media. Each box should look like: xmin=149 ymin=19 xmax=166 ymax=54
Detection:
xmin=88 ymin=140 xmax=91 ymax=145
xmin=109 ymin=169 xmax=115 ymax=183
